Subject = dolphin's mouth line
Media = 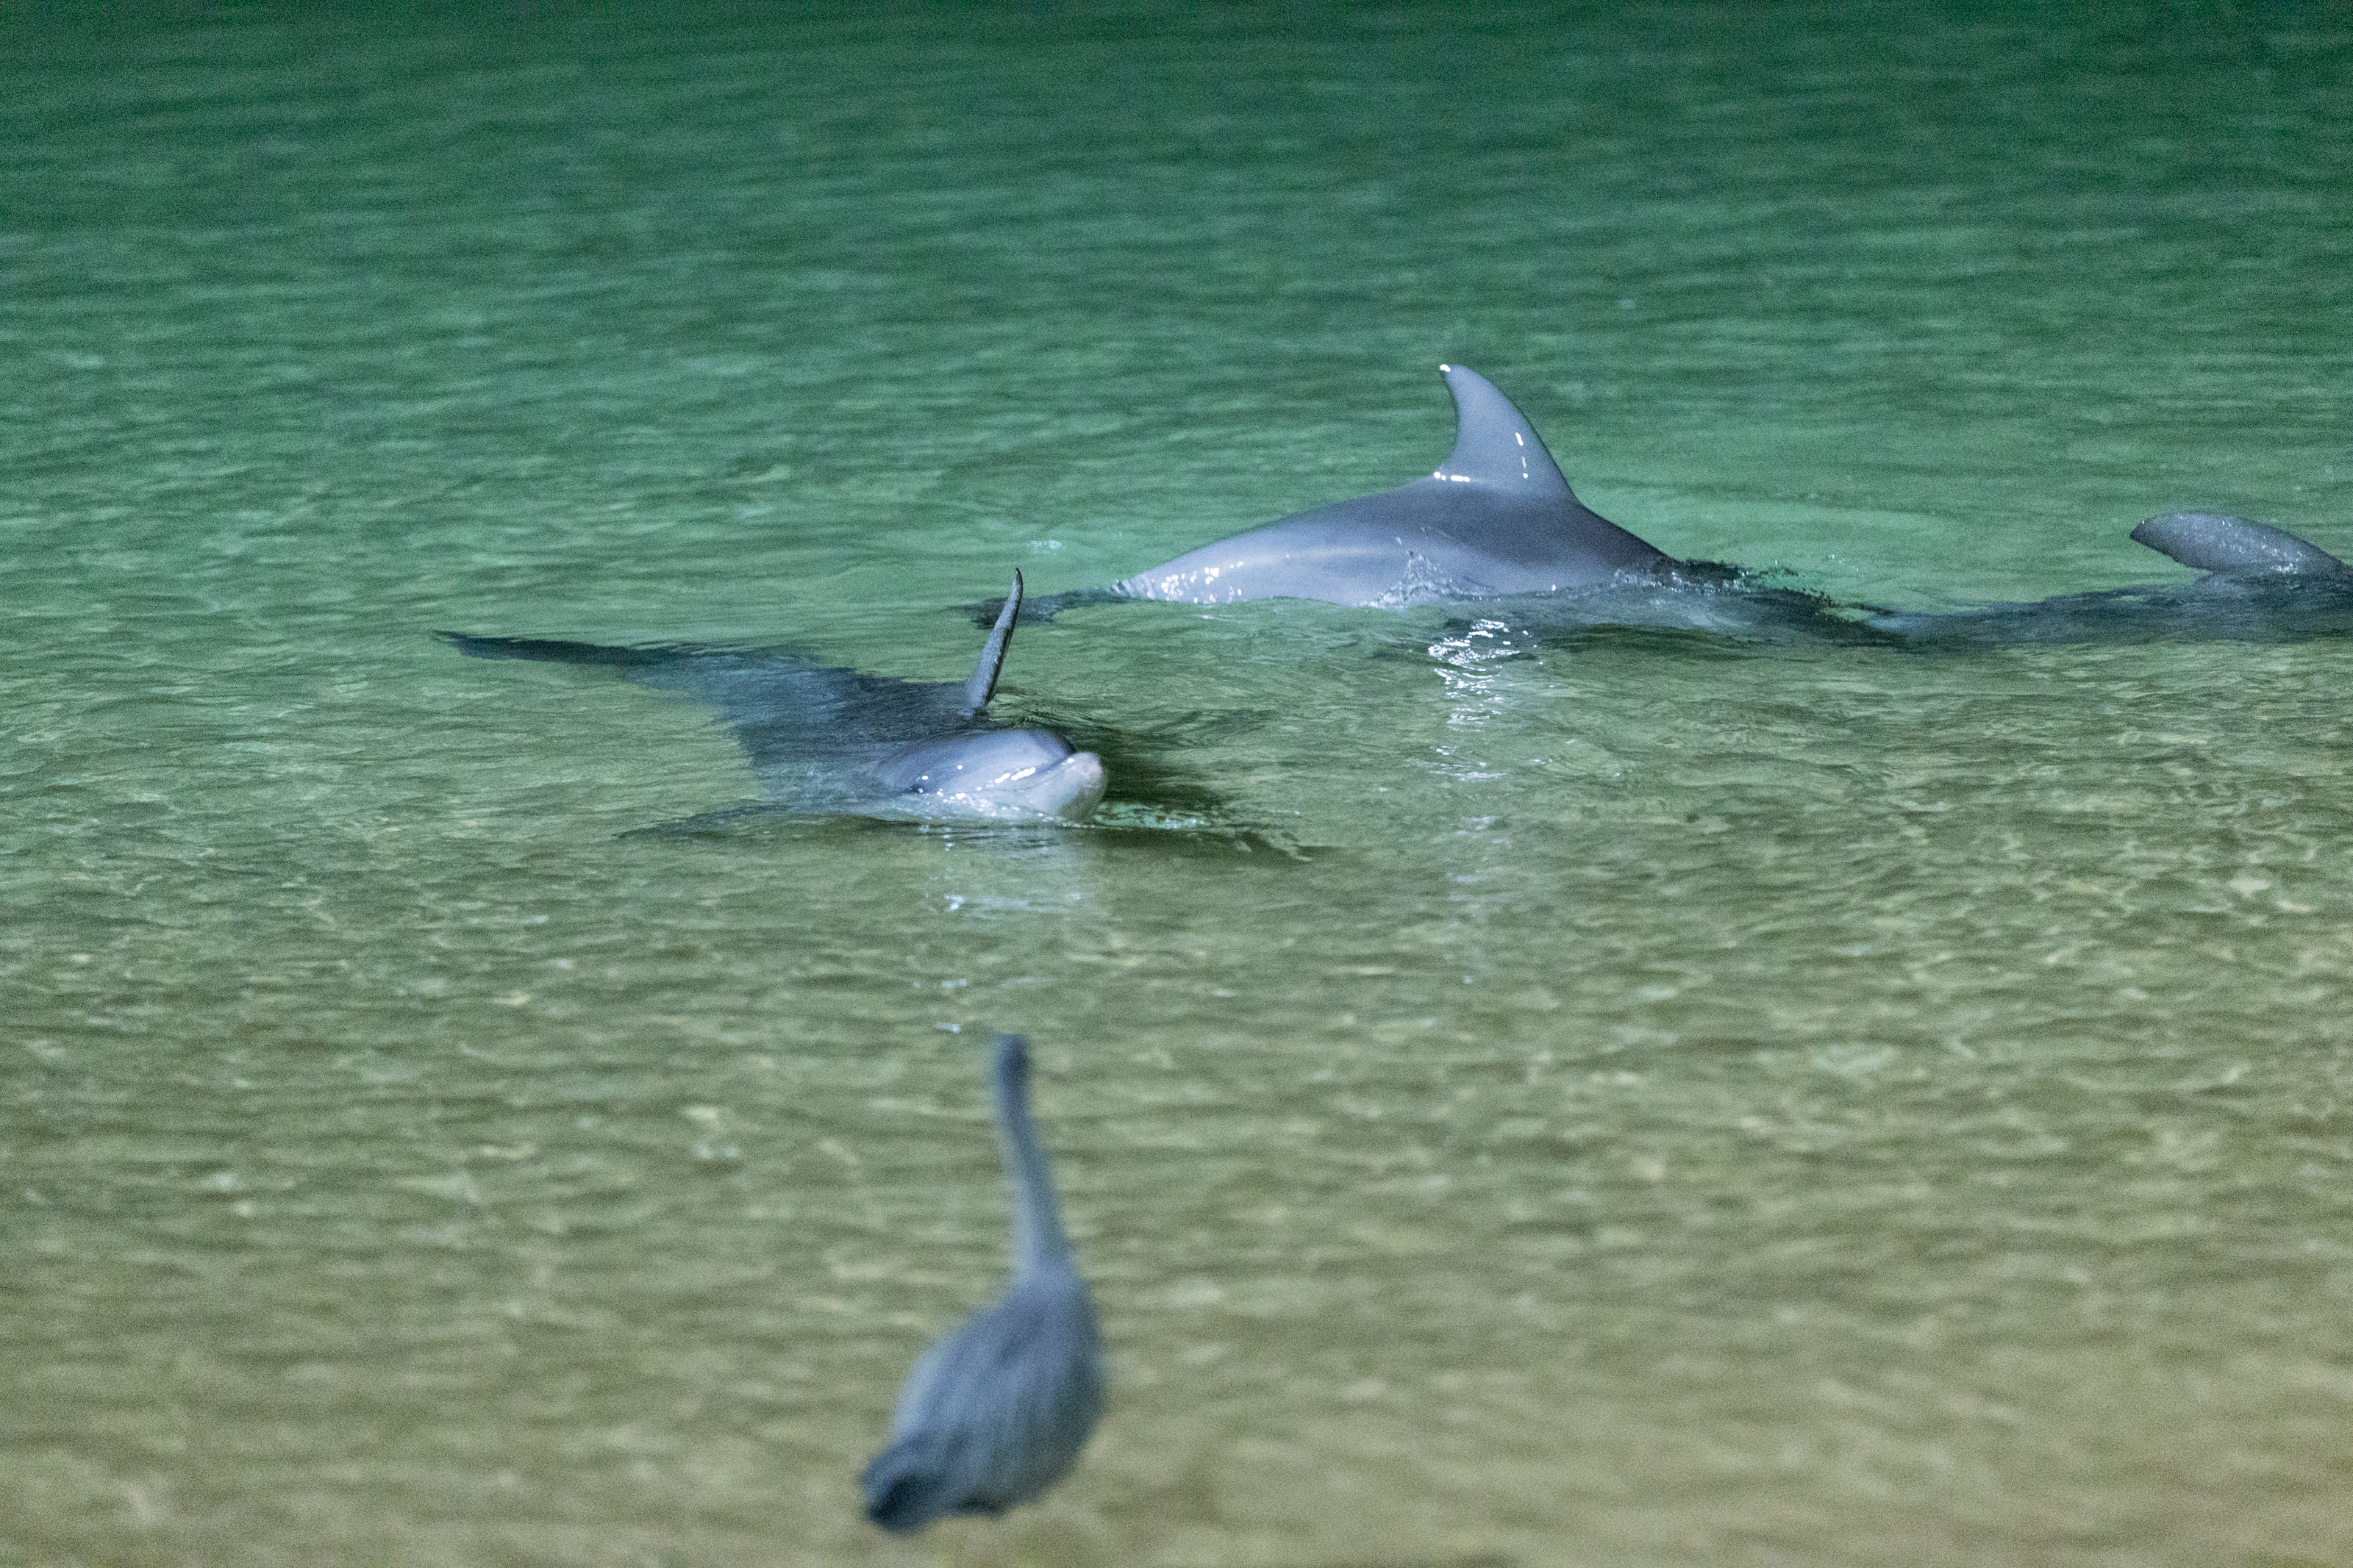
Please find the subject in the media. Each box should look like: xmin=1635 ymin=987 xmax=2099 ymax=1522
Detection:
xmin=895 ymin=751 xmax=1107 ymax=823
xmin=913 ymin=762 xmax=1043 ymax=795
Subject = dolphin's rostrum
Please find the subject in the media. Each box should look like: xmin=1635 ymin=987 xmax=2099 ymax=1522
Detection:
xmin=861 ymin=1033 xmax=1106 ymax=1533
xmin=441 ymin=572 xmax=1107 ymax=823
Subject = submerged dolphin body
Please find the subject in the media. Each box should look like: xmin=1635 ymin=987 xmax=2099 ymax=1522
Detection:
xmin=442 ymin=573 xmax=1108 ymax=824
xmin=1078 ymin=365 xmax=2350 ymax=647
xmin=1115 ymin=364 xmax=1677 ymax=609
xmin=1469 ymin=508 xmax=2353 ymax=648
xmin=1861 ymin=512 xmax=2353 ymax=646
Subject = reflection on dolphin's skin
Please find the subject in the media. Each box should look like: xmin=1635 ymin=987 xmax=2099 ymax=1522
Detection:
xmin=861 ymin=1034 xmax=1105 ymax=1533
xmin=441 ymin=573 xmax=1107 ymax=824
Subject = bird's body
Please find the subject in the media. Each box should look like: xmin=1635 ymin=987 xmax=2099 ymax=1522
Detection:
xmin=862 ymin=1267 xmax=1104 ymax=1528
xmin=860 ymin=1035 xmax=1105 ymax=1533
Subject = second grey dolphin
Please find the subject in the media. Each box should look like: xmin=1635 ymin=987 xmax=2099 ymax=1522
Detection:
xmin=1096 ymin=366 xmax=2353 ymax=647
xmin=441 ymin=573 xmax=1109 ymax=824
xmin=1860 ymin=511 xmax=2353 ymax=645
xmin=1115 ymin=364 xmax=1678 ymax=609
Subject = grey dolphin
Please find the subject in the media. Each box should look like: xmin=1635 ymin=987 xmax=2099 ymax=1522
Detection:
xmin=861 ymin=1033 xmax=1105 ymax=1533
xmin=1107 ymin=368 xmax=2352 ymax=645
xmin=1862 ymin=512 xmax=2353 ymax=645
xmin=1007 ymin=365 xmax=2350 ymax=647
xmin=440 ymin=573 xmax=1108 ymax=823
xmin=1115 ymin=364 xmax=1679 ymax=608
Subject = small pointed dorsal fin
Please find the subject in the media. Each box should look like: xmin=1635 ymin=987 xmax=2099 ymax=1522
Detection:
xmin=2129 ymin=512 xmax=2346 ymax=576
xmin=1430 ymin=364 xmax=1574 ymax=497
xmin=963 ymin=570 xmax=1022 ymax=714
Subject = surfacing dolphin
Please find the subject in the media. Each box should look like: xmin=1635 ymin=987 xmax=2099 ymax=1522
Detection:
xmin=1864 ymin=511 xmax=2353 ymax=645
xmin=440 ymin=572 xmax=1108 ymax=823
xmin=1063 ymin=365 xmax=2350 ymax=647
xmin=1116 ymin=363 xmax=1678 ymax=609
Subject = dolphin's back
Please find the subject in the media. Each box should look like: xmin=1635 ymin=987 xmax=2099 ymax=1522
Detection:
xmin=1118 ymin=478 xmax=1668 ymax=606
xmin=1113 ymin=365 xmax=1674 ymax=609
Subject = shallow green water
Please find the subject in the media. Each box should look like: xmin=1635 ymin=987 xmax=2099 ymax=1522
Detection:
xmin=5 ymin=5 xmax=2351 ymax=1565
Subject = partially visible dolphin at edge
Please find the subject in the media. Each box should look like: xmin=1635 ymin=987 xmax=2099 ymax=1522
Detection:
xmin=1057 ymin=364 xmax=2352 ymax=645
xmin=441 ymin=572 xmax=1110 ymax=824
xmin=1865 ymin=511 xmax=2353 ymax=645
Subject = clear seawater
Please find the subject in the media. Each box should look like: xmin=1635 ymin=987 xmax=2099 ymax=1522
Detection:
xmin=4 ymin=5 xmax=2350 ymax=1565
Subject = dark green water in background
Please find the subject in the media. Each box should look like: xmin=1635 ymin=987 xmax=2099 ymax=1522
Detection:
xmin=4 ymin=4 xmax=2349 ymax=1564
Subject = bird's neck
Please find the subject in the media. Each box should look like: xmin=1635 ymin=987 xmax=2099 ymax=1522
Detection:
xmin=995 ymin=1074 xmax=1072 ymax=1275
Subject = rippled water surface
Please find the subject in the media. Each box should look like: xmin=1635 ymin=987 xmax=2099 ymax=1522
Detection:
xmin=6 ymin=5 xmax=2351 ymax=1565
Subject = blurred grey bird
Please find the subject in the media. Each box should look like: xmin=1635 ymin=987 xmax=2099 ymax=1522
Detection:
xmin=860 ymin=1033 xmax=1107 ymax=1533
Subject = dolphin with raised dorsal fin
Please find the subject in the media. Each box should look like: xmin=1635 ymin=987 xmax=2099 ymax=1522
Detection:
xmin=440 ymin=571 xmax=1109 ymax=824
xmin=1113 ymin=364 xmax=1680 ymax=609
xmin=981 ymin=367 xmax=2352 ymax=646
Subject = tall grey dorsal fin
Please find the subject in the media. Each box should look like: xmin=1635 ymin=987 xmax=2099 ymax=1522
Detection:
xmin=2129 ymin=512 xmax=2347 ymax=576
xmin=963 ymin=569 xmax=1022 ymax=714
xmin=1430 ymin=364 xmax=1574 ymax=497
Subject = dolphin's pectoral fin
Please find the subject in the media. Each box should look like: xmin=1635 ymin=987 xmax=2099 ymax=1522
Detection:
xmin=2129 ymin=512 xmax=2347 ymax=576
xmin=963 ymin=570 xmax=1022 ymax=715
